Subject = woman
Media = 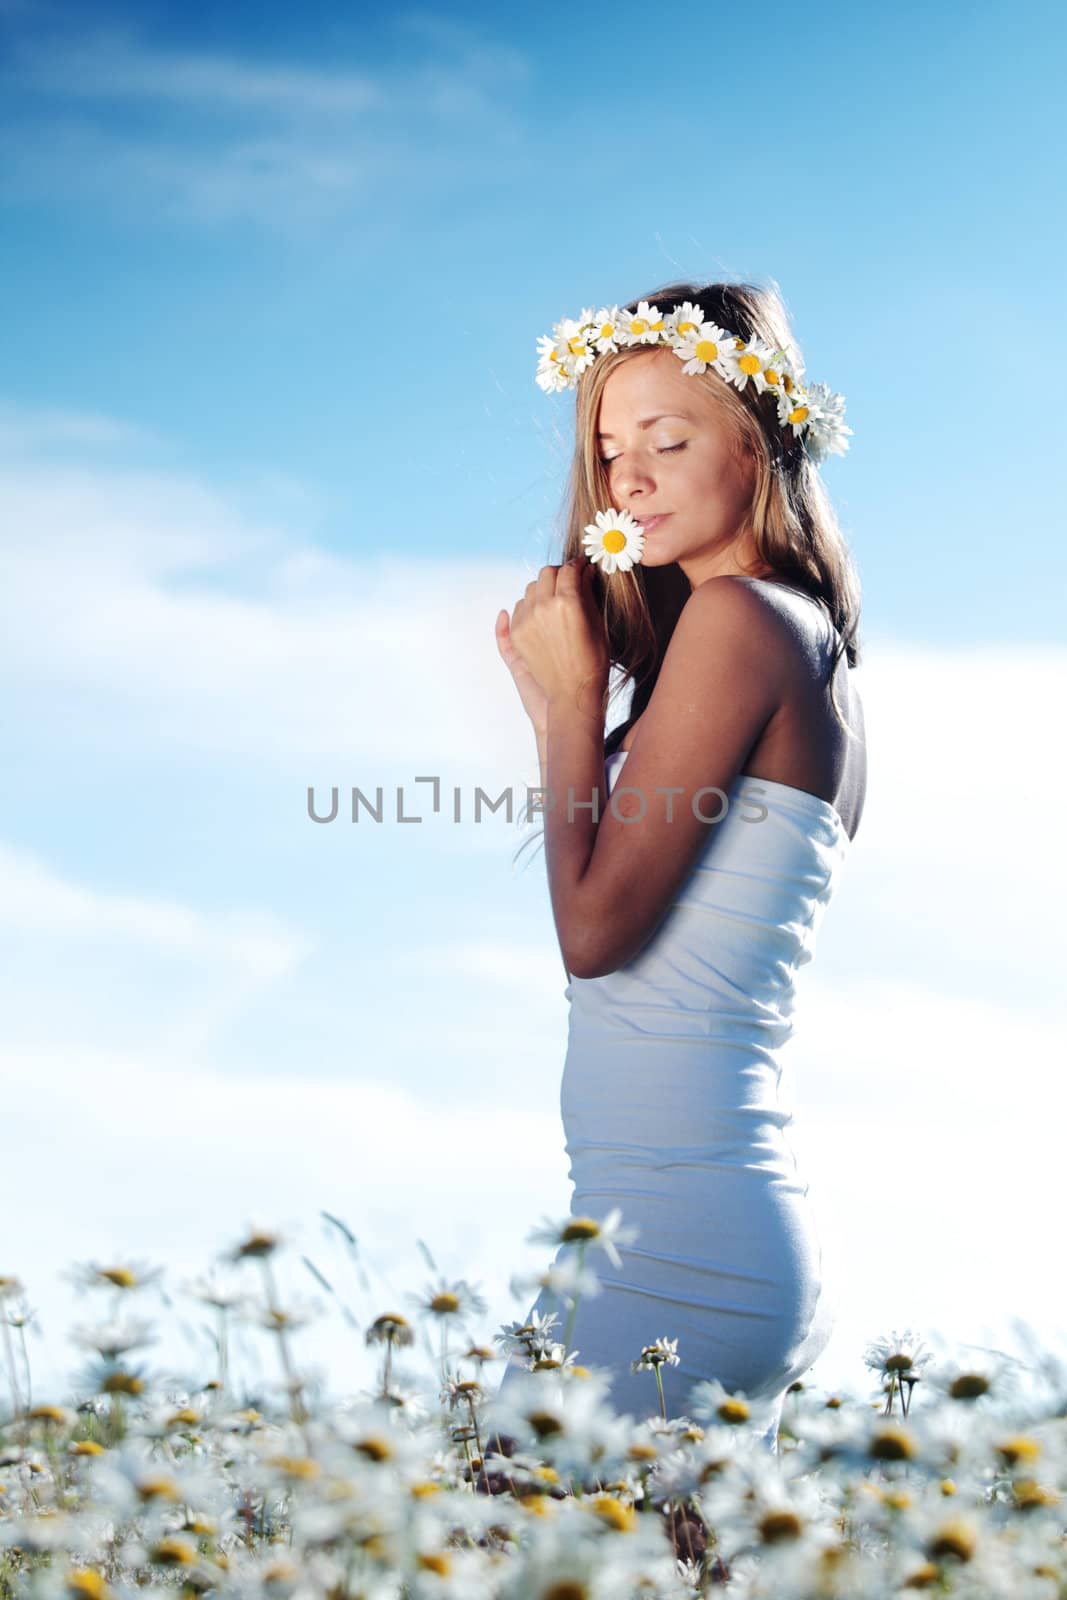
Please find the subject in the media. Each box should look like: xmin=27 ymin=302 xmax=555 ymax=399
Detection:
xmin=492 ymin=279 xmax=866 ymax=1452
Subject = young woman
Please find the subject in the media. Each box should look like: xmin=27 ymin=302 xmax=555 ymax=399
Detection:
xmin=492 ymin=279 xmax=866 ymax=1452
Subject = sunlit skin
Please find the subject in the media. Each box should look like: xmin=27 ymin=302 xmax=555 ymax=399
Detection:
xmin=596 ymin=345 xmax=779 ymax=589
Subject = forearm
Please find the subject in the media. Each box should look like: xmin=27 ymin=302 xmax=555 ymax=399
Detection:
xmin=542 ymin=696 xmax=605 ymax=976
xmin=534 ymin=723 xmax=549 ymax=793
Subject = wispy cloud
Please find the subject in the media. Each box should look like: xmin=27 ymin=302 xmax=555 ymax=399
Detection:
xmin=0 ymin=399 xmax=161 ymax=453
xmin=10 ymin=29 xmax=386 ymax=114
xmin=0 ymin=13 xmax=535 ymax=226
xmin=1 ymin=404 xmax=545 ymax=776
xmin=0 ymin=840 xmax=310 ymax=978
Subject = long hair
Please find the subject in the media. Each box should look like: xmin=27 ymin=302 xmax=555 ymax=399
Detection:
xmin=513 ymin=277 xmax=863 ymax=869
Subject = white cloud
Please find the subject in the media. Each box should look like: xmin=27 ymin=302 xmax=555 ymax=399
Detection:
xmin=0 ymin=840 xmax=311 ymax=979
xmin=0 ymin=400 xmax=159 ymax=452
xmin=0 ymin=442 xmax=547 ymax=776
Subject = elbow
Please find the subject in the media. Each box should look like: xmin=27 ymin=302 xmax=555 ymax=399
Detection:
xmin=563 ymin=933 xmax=618 ymax=982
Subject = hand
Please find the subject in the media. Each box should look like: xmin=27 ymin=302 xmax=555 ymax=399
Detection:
xmin=500 ymin=557 xmax=610 ymax=723
xmin=495 ymin=606 xmax=550 ymax=732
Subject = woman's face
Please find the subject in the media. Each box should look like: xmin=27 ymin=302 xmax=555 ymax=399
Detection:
xmin=596 ymin=347 xmax=763 ymax=588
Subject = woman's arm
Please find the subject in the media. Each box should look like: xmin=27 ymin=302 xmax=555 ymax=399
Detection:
xmin=546 ymin=577 xmax=790 ymax=980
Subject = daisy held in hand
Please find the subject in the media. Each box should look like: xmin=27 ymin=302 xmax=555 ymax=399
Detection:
xmin=582 ymin=507 xmax=646 ymax=575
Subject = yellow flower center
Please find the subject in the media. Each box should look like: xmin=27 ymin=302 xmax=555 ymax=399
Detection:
xmin=561 ymin=1218 xmax=601 ymax=1242
xmin=677 ymin=319 xmax=698 ymax=335
xmin=765 ymin=367 xmax=780 ymax=386
xmin=590 ymin=1495 xmax=635 ymax=1532
xmin=355 ymin=1436 xmax=393 ymax=1462
xmin=694 ymin=339 xmax=719 ymax=363
xmin=629 ymin=318 xmax=648 ymax=335
xmin=599 ymin=323 xmax=615 ymax=338
xmin=67 ymin=1572 xmax=109 ymax=1600
xmin=718 ymin=1399 xmax=750 ymax=1424
xmin=417 ymin=1554 xmax=451 ymax=1576
xmin=871 ymin=1425 xmax=916 ymax=1461
xmin=567 ymin=337 xmax=585 ymax=356
xmin=927 ymin=1519 xmax=976 ymax=1562
xmin=738 ymin=353 xmax=761 ymax=375
xmin=528 ymin=1410 xmax=563 ymax=1438
xmin=760 ymin=1510 xmax=802 ymax=1544
xmin=270 ymin=1455 xmax=320 ymax=1479
xmin=601 ymin=529 xmax=626 ymax=554
xmin=997 ymin=1435 xmax=1041 ymax=1465
xmin=430 ymin=1292 xmax=460 ymax=1314
xmin=151 ymin=1538 xmax=196 ymax=1565
xmin=137 ymin=1475 xmax=180 ymax=1501
xmin=789 ymin=405 xmax=809 ymax=424
xmin=99 ymin=1268 xmax=137 ymax=1288
xmin=950 ymin=1372 xmax=990 ymax=1399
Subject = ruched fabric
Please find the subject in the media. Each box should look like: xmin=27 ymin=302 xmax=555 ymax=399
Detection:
xmin=495 ymin=751 xmax=851 ymax=1452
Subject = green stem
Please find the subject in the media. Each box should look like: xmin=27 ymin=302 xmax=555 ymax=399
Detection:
xmin=562 ymin=1241 xmax=587 ymax=1357
xmin=654 ymin=1363 xmax=666 ymax=1421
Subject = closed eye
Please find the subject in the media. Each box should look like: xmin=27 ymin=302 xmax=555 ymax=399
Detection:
xmin=599 ymin=442 xmax=688 ymax=468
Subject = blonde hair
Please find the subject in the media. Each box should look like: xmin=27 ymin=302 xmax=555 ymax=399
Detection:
xmin=513 ymin=276 xmax=863 ymax=868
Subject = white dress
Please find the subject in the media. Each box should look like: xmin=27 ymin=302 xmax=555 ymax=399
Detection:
xmin=496 ymin=751 xmax=851 ymax=1452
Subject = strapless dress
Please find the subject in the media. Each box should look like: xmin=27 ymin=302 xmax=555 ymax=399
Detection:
xmin=494 ymin=750 xmax=851 ymax=1453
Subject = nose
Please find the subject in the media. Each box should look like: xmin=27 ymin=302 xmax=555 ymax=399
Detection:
xmin=612 ymin=455 xmax=657 ymax=505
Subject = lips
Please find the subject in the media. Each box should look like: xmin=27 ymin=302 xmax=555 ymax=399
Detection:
xmin=635 ymin=513 xmax=671 ymax=531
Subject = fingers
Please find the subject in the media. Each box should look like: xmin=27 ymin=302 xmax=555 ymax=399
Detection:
xmin=555 ymin=555 xmax=589 ymax=596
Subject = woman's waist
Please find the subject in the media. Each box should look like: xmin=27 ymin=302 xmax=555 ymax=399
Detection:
xmin=565 ymin=999 xmax=796 ymax=1051
xmin=563 ymin=1130 xmax=809 ymax=1195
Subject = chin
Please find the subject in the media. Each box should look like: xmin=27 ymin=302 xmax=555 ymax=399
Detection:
xmin=637 ymin=540 xmax=680 ymax=569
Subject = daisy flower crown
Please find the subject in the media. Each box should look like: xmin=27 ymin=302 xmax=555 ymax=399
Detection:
xmin=536 ymin=299 xmax=851 ymax=464
xmin=535 ymin=298 xmax=853 ymax=577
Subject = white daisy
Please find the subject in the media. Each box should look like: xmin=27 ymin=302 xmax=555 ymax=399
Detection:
xmin=619 ymin=299 xmax=665 ymax=346
xmin=535 ymin=313 xmax=597 ymax=392
xmin=777 ymin=379 xmax=811 ymax=430
xmin=663 ymin=300 xmax=706 ymax=343
xmin=863 ymin=1326 xmax=935 ymax=1383
xmin=509 ymin=1251 xmax=603 ymax=1307
xmin=720 ymin=332 xmax=779 ymax=395
xmin=633 ymin=1336 xmax=681 ymax=1371
xmin=589 ymin=304 xmax=626 ymax=353
xmin=526 ymin=1205 xmax=638 ymax=1269
xmin=581 ymin=507 xmax=646 ymax=575
xmin=797 ymin=380 xmax=853 ymax=461
xmin=760 ymin=344 xmax=796 ymax=398
xmin=671 ymin=320 xmax=734 ymax=378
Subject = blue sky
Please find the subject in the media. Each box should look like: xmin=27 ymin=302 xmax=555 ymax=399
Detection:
xmin=2 ymin=0 xmax=1065 ymax=1414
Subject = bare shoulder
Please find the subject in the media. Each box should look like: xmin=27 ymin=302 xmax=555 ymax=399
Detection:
xmin=677 ymin=574 xmax=797 ymax=696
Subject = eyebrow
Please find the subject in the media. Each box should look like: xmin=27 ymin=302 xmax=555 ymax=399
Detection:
xmin=596 ymin=411 xmax=694 ymax=440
